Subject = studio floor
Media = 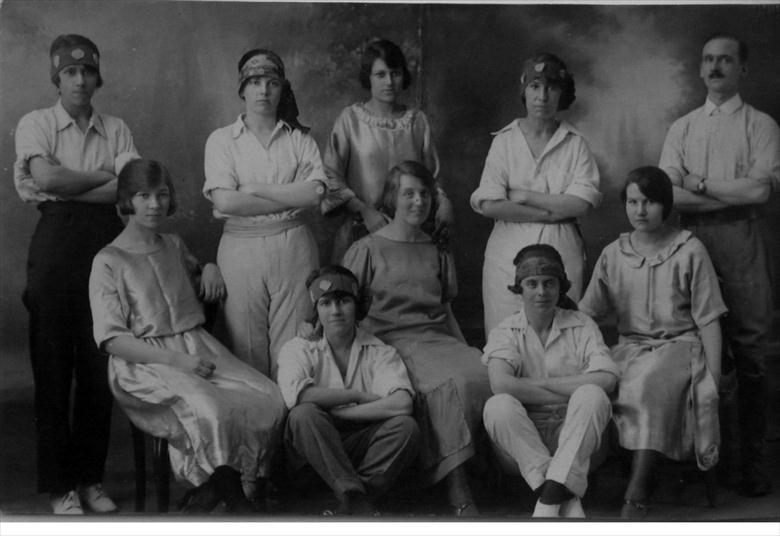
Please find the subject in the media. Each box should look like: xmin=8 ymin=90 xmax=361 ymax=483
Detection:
xmin=1 ymin=341 xmax=778 ymax=526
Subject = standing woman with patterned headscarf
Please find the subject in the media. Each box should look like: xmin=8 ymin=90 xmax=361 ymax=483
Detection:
xmin=203 ymin=49 xmax=326 ymax=379
xmin=470 ymin=53 xmax=602 ymax=337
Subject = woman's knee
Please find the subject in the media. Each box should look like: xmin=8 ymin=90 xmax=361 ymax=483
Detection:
xmin=287 ymin=402 xmax=327 ymax=429
xmin=570 ymin=384 xmax=610 ymax=413
xmin=483 ymin=393 xmax=525 ymax=427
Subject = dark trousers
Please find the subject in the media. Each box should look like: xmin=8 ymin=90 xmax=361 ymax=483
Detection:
xmin=24 ymin=202 xmax=123 ymax=494
xmin=684 ymin=219 xmax=772 ymax=477
xmin=284 ymin=402 xmax=420 ymax=499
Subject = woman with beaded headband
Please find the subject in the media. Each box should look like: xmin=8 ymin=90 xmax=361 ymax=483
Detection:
xmin=579 ymin=166 xmax=726 ymax=519
xmin=203 ymin=48 xmax=327 ymax=378
xmin=470 ymin=52 xmax=602 ymax=337
xmin=322 ymin=38 xmax=454 ymax=262
xmin=481 ymin=244 xmax=618 ymax=518
xmin=343 ymin=160 xmax=491 ymax=517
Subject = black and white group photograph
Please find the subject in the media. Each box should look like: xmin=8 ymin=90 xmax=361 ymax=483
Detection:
xmin=0 ymin=1 xmax=778 ymax=534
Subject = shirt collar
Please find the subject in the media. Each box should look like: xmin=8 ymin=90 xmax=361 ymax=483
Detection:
xmin=231 ymin=114 xmax=292 ymax=139
xmin=314 ymin=327 xmax=385 ymax=352
xmin=617 ymin=229 xmax=692 ymax=268
xmin=54 ymin=100 xmax=106 ymax=137
xmin=704 ymin=93 xmax=743 ymax=116
xmin=504 ymin=306 xmax=585 ymax=333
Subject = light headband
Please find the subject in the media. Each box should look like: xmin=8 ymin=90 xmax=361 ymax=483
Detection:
xmin=514 ymin=256 xmax=567 ymax=283
xmin=239 ymin=54 xmax=284 ymax=89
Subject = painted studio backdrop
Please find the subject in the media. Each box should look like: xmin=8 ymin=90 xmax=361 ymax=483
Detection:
xmin=1 ymin=1 xmax=780 ymax=352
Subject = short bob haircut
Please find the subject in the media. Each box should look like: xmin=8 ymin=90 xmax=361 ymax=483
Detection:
xmin=117 ymin=159 xmax=177 ymax=216
xmin=620 ymin=166 xmax=674 ymax=220
xmin=508 ymin=243 xmax=572 ymax=298
xmin=359 ymin=38 xmax=412 ymax=91
xmin=380 ymin=160 xmax=437 ymax=219
xmin=702 ymin=32 xmax=748 ymax=64
xmin=50 ymin=34 xmax=103 ymax=88
xmin=520 ymin=52 xmax=576 ymax=112
xmin=305 ymin=265 xmax=368 ymax=324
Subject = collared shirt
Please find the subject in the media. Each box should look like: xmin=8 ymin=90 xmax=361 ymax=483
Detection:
xmin=470 ymin=119 xmax=602 ymax=214
xmin=276 ymin=328 xmax=414 ymax=409
xmin=659 ymin=94 xmax=780 ymax=193
xmin=203 ymin=115 xmax=327 ymax=222
xmin=481 ymin=307 xmax=618 ymax=381
xmin=14 ymin=100 xmax=138 ymax=203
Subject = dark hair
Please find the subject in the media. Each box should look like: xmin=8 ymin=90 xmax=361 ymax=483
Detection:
xmin=50 ymin=34 xmax=103 ymax=88
xmin=305 ymin=265 xmax=368 ymax=324
xmin=702 ymin=32 xmax=748 ymax=64
xmin=359 ymin=38 xmax=412 ymax=90
xmin=620 ymin=166 xmax=674 ymax=220
xmin=509 ymin=243 xmax=573 ymax=298
xmin=380 ymin=160 xmax=437 ymax=219
xmin=237 ymin=48 xmax=309 ymax=133
xmin=520 ymin=52 xmax=576 ymax=111
xmin=117 ymin=159 xmax=177 ymax=216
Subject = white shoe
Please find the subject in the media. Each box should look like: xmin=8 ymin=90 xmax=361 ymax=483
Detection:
xmin=531 ymin=499 xmax=561 ymax=518
xmin=79 ymin=483 xmax=118 ymax=513
xmin=560 ymin=497 xmax=586 ymax=518
xmin=50 ymin=490 xmax=84 ymax=515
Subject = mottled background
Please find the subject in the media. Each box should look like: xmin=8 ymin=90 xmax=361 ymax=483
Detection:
xmin=2 ymin=2 xmax=779 ymax=351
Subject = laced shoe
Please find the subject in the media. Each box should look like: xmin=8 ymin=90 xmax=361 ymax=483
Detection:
xmin=79 ymin=483 xmax=119 ymax=513
xmin=50 ymin=490 xmax=84 ymax=515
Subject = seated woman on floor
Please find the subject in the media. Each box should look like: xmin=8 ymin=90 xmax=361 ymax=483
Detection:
xmin=277 ymin=265 xmax=420 ymax=516
xmin=482 ymin=244 xmax=619 ymax=518
xmin=88 ymin=159 xmax=287 ymax=514
xmin=342 ymin=160 xmax=492 ymax=517
xmin=579 ymin=166 xmax=727 ymax=519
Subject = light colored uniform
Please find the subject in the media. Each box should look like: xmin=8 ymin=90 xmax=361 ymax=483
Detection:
xmin=89 ymin=234 xmax=286 ymax=486
xmin=482 ymin=307 xmax=618 ymax=497
xmin=471 ymin=119 xmax=602 ymax=335
xmin=203 ymin=116 xmax=326 ymax=378
xmin=322 ymin=103 xmax=440 ymax=261
xmin=277 ymin=330 xmax=418 ymax=497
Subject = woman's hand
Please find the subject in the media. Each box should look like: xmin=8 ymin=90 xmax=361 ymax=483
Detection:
xmin=508 ymin=188 xmax=530 ymax=204
xmin=356 ymin=391 xmax=381 ymax=404
xmin=361 ymin=206 xmax=391 ymax=233
xmin=199 ymin=263 xmax=226 ymax=303
xmin=171 ymin=353 xmax=216 ymax=379
xmin=435 ymin=195 xmax=454 ymax=232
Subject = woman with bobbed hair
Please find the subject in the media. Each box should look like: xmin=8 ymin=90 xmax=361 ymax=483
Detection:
xmin=90 ymin=159 xmax=286 ymax=514
xmin=322 ymin=38 xmax=454 ymax=262
xmin=579 ymin=166 xmax=726 ymax=519
xmin=203 ymin=48 xmax=326 ymax=378
xmin=343 ymin=160 xmax=491 ymax=517
xmin=471 ymin=52 xmax=602 ymax=336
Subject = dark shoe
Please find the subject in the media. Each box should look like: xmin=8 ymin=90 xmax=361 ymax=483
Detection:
xmin=179 ymin=481 xmax=221 ymax=514
xmin=741 ymin=474 xmax=772 ymax=497
xmin=212 ymin=466 xmax=254 ymax=514
xmin=620 ymin=500 xmax=648 ymax=520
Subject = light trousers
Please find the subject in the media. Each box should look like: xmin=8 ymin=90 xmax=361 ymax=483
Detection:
xmin=483 ymin=384 xmax=611 ymax=498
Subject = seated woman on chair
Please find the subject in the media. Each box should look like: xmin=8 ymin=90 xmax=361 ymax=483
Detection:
xmin=88 ymin=159 xmax=286 ymax=514
xmin=482 ymin=244 xmax=618 ymax=518
xmin=579 ymin=166 xmax=726 ymax=519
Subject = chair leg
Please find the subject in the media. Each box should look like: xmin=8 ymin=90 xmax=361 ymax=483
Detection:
xmin=153 ymin=437 xmax=170 ymax=513
xmin=704 ymin=468 xmax=718 ymax=507
xmin=130 ymin=423 xmax=147 ymax=512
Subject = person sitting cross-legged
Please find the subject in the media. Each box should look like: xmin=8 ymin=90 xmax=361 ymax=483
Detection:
xmin=277 ymin=265 xmax=420 ymax=516
xmin=482 ymin=244 xmax=619 ymax=518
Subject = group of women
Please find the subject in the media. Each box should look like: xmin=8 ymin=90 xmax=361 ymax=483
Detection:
xmin=89 ymin=39 xmax=726 ymax=519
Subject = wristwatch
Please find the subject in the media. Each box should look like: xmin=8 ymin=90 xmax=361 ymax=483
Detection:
xmin=695 ymin=177 xmax=708 ymax=195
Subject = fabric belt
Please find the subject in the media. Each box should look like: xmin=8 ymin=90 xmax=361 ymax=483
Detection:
xmin=223 ymin=217 xmax=303 ymax=238
xmin=679 ymin=205 xmax=762 ymax=227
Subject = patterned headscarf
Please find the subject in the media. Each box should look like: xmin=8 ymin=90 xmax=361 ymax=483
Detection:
xmin=50 ymin=36 xmax=100 ymax=84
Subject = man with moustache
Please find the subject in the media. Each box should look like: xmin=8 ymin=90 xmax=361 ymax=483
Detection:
xmin=659 ymin=32 xmax=780 ymax=497
xmin=14 ymin=34 xmax=138 ymax=513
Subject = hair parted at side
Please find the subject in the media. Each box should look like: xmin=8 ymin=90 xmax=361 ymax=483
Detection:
xmin=117 ymin=159 xmax=177 ymax=216
xmin=620 ymin=166 xmax=674 ymax=220
xmin=702 ymin=31 xmax=748 ymax=63
xmin=380 ymin=160 xmax=437 ymax=218
xmin=359 ymin=38 xmax=412 ymax=90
